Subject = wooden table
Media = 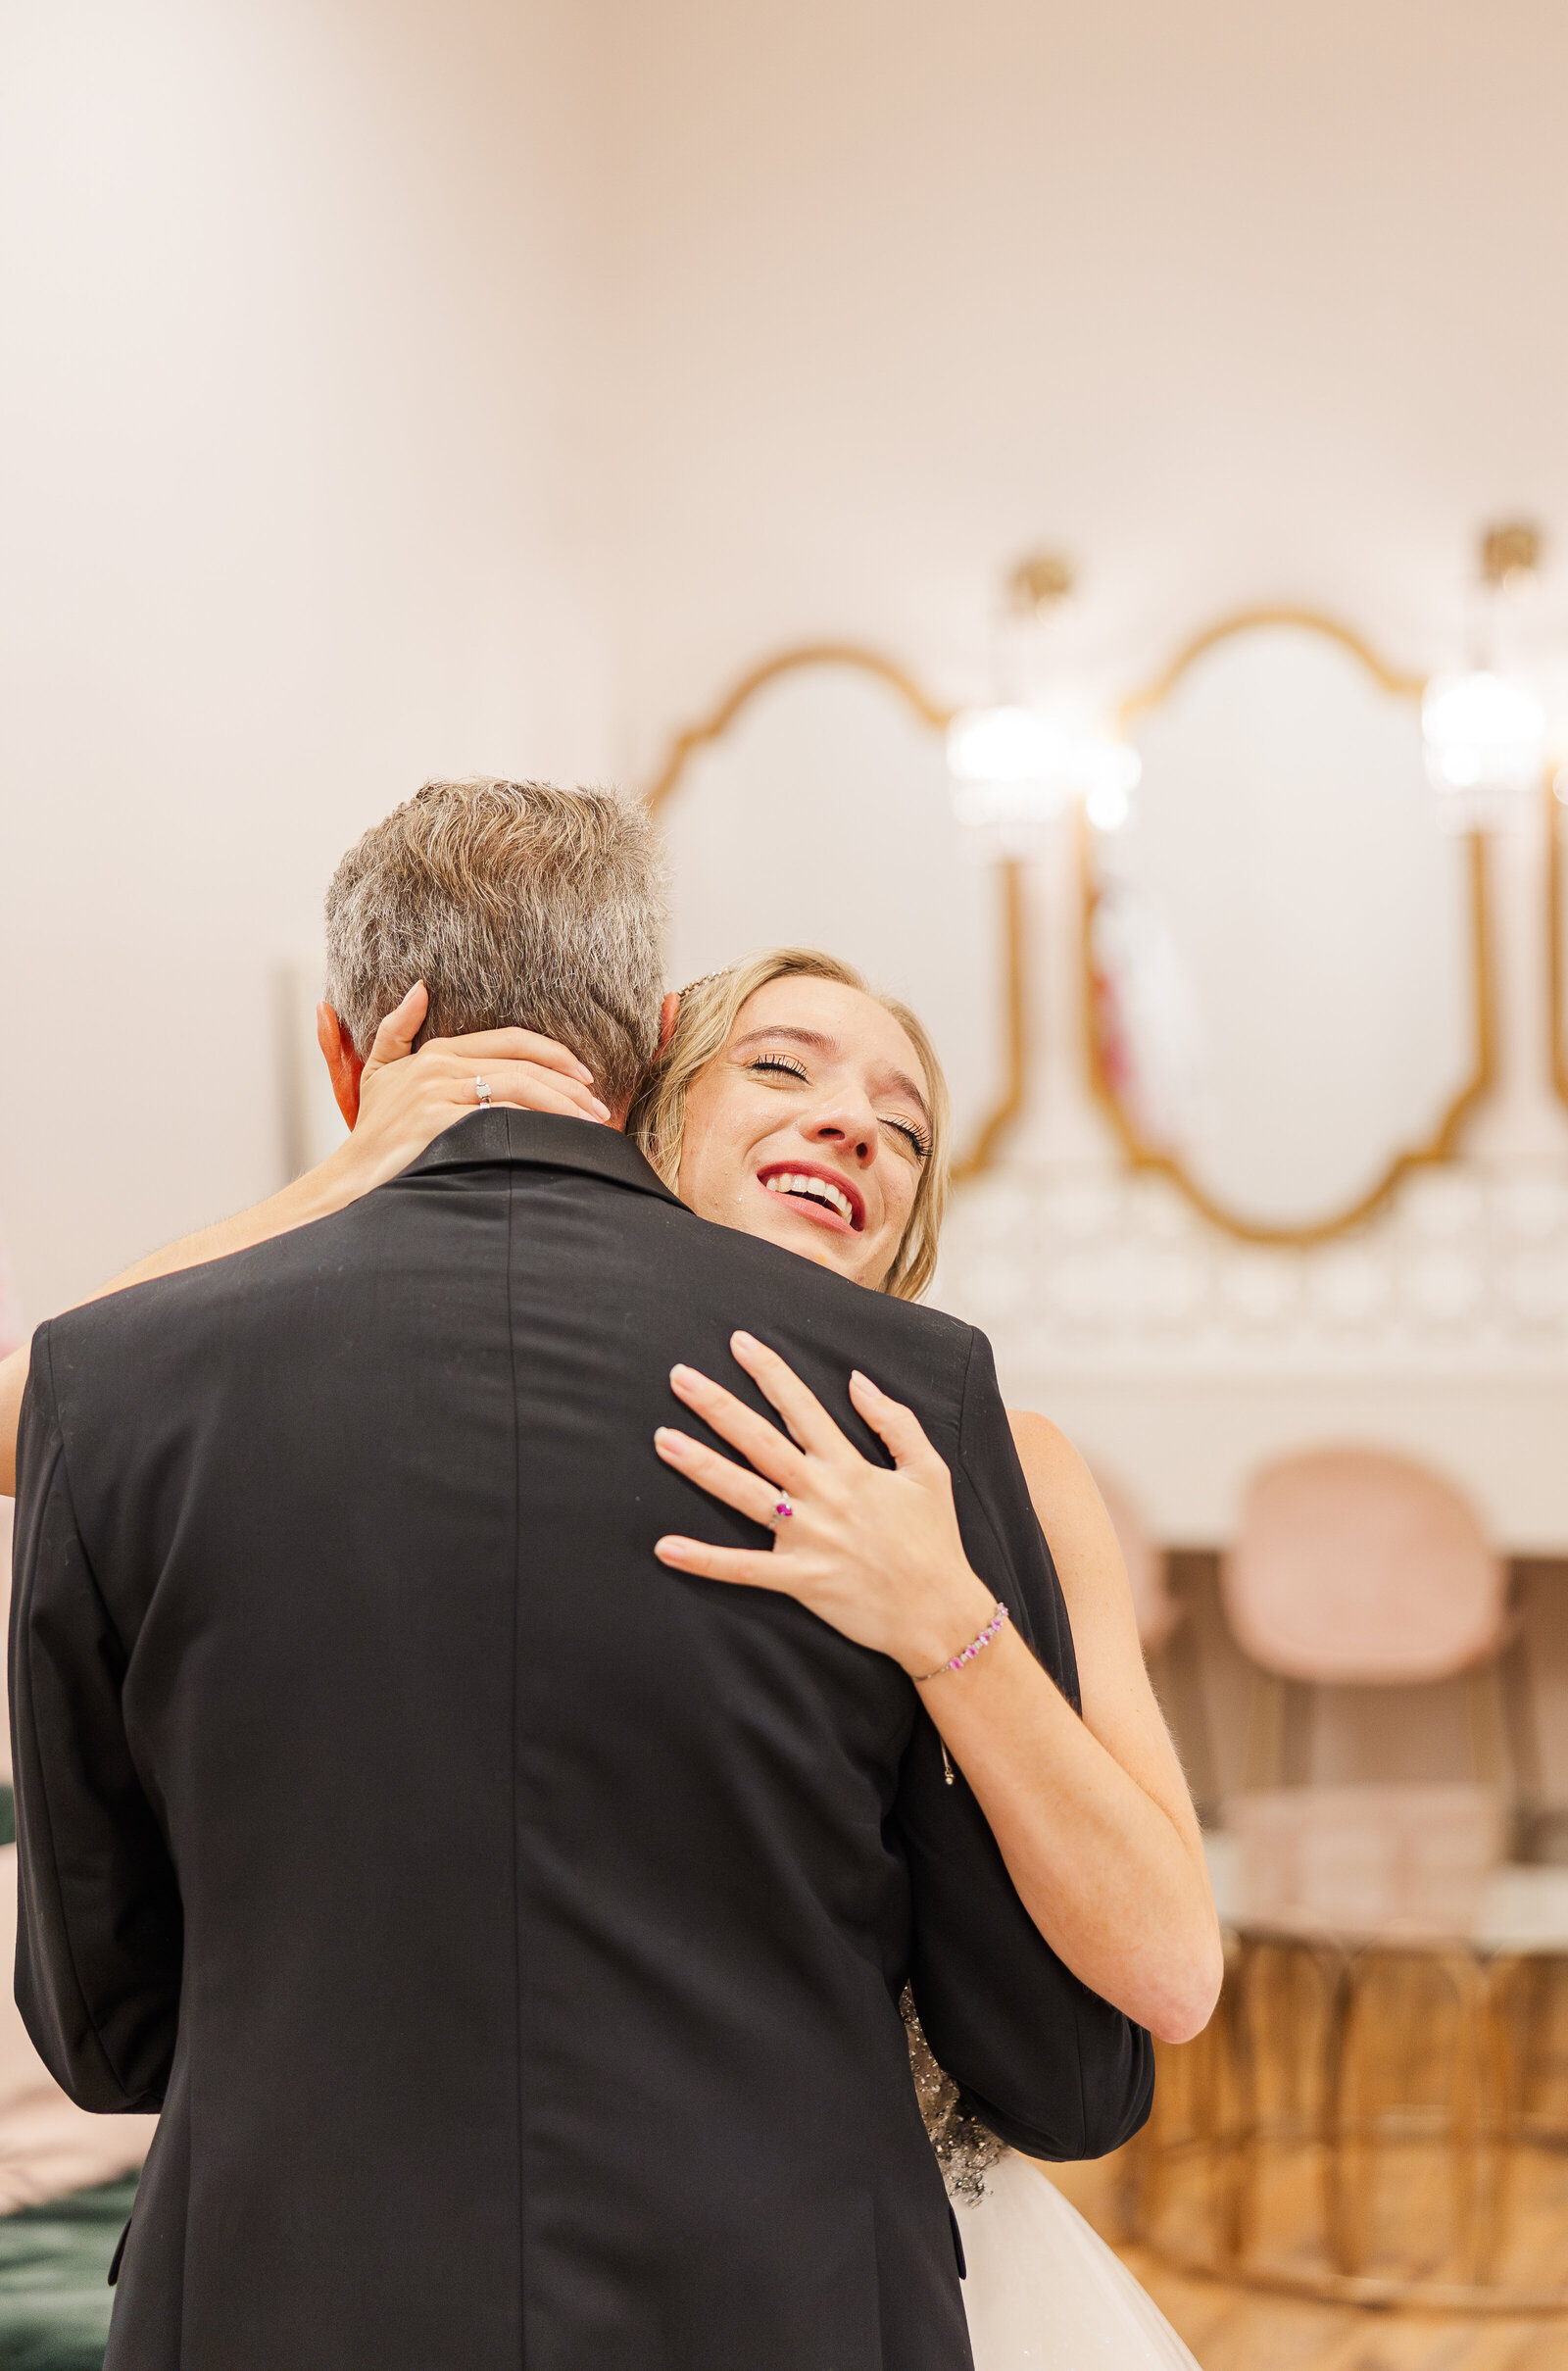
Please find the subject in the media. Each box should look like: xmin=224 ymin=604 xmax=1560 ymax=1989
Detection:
xmin=1127 ymin=1855 xmax=1568 ymax=2310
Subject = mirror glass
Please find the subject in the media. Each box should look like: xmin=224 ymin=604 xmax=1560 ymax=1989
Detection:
xmin=657 ymin=654 xmax=1014 ymax=1168
xmin=1087 ymin=618 xmax=1486 ymax=1238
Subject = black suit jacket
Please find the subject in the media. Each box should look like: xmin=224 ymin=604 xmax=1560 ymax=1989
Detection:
xmin=11 ymin=1112 xmax=1152 ymax=2370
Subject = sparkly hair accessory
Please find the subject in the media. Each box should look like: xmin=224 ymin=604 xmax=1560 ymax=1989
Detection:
xmin=675 ymin=965 xmax=736 ymax=997
xmin=915 ymin=1602 xmax=1009 ymax=1684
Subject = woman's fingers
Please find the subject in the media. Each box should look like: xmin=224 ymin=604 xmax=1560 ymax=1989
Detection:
xmin=473 ymin=1061 xmax=610 ymax=1120
xmin=361 ymin=982 xmax=429 ymax=1082
xmin=667 ymin=1365 xmax=806 ymax=1489
xmin=848 ymin=1369 xmax=944 ymax=1475
xmin=355 ymin=1048 xmax=610 ymax=1153
xmin=654 ymin=1536 xmax=789 ymax=1589
xmin=352 ymin=1007 xmax=604 ymax=1117
xmin=434 ymin=1026 xmax=598 ymax=1085
xmin=728 ymin=1331 xmax=851 ymax=1460
xmin=409 ymin=1049 xmax=609 ymax=1119
xmin=655 ymin=1428 xmax=786 ymax=1528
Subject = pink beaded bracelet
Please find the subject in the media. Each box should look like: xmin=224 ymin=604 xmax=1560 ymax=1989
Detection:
xmin=915 ymin=1601 xmax=1009 ymax=1683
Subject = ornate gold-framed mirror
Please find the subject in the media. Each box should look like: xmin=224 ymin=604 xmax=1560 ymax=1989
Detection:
xmin=1083 ymin=610 xmax=1493 ymax=1244
xmin=647 ymin=645 xmax=1024 ymax=1179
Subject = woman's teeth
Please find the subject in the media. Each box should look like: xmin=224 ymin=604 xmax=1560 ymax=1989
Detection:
xmin=763 ymin=1172 xmax=855 ymax=1225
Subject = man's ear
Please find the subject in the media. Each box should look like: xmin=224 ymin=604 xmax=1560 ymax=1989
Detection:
xmin=658 ymin=990 xmax=680 ymax=1054
xmin=317 ymin=1004 xmax=366 ymax=1129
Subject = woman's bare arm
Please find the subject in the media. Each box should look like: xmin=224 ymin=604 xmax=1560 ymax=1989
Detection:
xmin=0 ymin=994 xmax=610 ymax=1495
xmin=652 ymin=1343 xmax=1223 ymax=2045
xmin=993 ymin=1409 xmax=1219 ymax=2026
xmin=1 ymin=1349 xmax=31 ymax=1496
xmin=1005 ymin=1412 xmax=1209 ymax=1901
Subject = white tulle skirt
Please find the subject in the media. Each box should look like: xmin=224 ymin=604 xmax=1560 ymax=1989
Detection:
xmin=958 ymin=2151 xmax=1199 ymax=2370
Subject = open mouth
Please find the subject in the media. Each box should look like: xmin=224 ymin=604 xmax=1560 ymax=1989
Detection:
xmin=756 ymin=1163 xmax=864 ymax=1232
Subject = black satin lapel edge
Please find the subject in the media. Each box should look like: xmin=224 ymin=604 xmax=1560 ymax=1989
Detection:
xmin=402 ymin=1108 xmax=685 ymax=1207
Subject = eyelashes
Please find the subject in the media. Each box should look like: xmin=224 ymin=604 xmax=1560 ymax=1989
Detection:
xmin=747 ymin=1056 xmax=930 ymax=1162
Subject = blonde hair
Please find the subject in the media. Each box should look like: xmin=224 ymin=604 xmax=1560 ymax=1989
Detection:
xmin=627 ymin=948 xmax=951 ymax=1302
xmin=324 ymin=778 xmax=665 ymax=1111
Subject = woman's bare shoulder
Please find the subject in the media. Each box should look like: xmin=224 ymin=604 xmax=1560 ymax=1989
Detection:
xmin=1004 ymin=1408 xmax=1131 ymax=1627
xmin=1005 ymin=1408 xmax=1100 ymax=1506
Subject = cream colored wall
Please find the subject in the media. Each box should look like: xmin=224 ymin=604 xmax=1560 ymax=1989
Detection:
xmin=0 ymin=0 xmax=612 ymax=1324
xmin=7 ymin=0 xmax=1568 ymax=1543
xmin=558 ymin=0 xmax=1568 ymax=773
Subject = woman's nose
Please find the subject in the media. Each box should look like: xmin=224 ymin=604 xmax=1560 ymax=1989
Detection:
xmin=802 ymin=1102 xmax=879 ymax=1165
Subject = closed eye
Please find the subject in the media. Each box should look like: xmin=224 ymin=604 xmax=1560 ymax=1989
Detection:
xmin=883 ymin=1116 xmax=930 ymax=1161
xmin=748 ymin=1051 xmax=928 ymax=1157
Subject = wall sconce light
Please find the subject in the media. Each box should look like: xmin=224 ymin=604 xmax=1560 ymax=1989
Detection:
xmin=1423 ymin=522 xmax=1547 ymax=831
xmin=950 ymin=552 xmax=1140 ymax=853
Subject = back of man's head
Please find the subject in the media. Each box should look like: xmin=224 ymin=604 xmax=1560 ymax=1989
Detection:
xmin=324 ymin=778 xmax=666 ymax=1111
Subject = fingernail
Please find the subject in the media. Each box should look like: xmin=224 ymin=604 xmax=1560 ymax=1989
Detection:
xmin=670 ymin=1364 xmax=697 ymax=1386
xmin=731 ymin=1330 xmax=758 ymax=1352
xmin=654 ymin=1427 xmax=685 ymax=1452
xmin=590 ymin=1098 xmax=611 ymax=1119
xmin=851 ymin=1369 xmax=873 ymax=1389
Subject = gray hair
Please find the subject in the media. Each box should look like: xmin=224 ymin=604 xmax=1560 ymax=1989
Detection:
xmin=323 ymin=778 xmax=666 ymax=1111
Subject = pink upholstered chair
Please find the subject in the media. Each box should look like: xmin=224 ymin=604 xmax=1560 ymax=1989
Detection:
xmin=1220 ymin=1448 xmax=1512 ymax=1931
xmin=1161 ymin=1458 xmax=1515 ymax=2278
xmin=0 ymin=1496 xmax=156 ymax=2207
xmin=1222 ymin=1447 xmax=1506 ymax=1690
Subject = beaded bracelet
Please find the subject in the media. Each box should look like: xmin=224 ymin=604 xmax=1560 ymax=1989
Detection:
xmin=915 ymin=1601 xmax=1009 ymax=1683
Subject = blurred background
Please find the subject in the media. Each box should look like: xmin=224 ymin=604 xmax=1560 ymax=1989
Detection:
xmin=7 ymin=1 xmax=1568 ymax=2363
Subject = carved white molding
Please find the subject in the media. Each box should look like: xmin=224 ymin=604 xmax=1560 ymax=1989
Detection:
xmin=933 ymin=1156 xmax=1568 ymax=1379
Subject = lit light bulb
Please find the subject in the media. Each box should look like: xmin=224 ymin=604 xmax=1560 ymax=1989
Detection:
xmin=949 ymin=704 xmax=1140 ymax=850
xmin=1422 ymin=668 xmax=1545 ymax=826
xmin=947 ymin=705 xmax=1069 ymax=785
xmin=1085 ymin=777 xmax=1134 ymax=833
xmin=952 ymin=777 xmax=1068 ymax=828
xmin=1078 ymin=741 xmax=1141 ymax=833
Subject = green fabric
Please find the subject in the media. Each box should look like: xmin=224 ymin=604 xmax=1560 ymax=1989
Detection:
xmin=0 ymin=2176 xmax=137 ymax=2370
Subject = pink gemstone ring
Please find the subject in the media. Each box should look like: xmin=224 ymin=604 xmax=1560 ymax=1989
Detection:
xmin=773 ymin=1497 xmax=794 ymax=1521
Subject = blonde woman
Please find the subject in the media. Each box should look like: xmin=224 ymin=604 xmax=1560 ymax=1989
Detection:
xmin=0 ymin=944 xmax=1215 ymax=2370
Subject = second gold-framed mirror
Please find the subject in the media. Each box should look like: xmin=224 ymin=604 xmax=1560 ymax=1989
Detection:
xmin=1083 ymin=611 xmax=1493 ymax=1244
xmin=648 ymin=646 xmax=1024 ymax=1179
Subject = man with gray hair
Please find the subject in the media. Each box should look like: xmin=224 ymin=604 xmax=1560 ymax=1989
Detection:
xmin=321 ymin=777 xmax=667 ymax=1116
xmin=10 ymin=778 xmax=1148 ymax=2368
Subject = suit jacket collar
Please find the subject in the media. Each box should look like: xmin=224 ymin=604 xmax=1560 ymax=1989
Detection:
xmin=403 ymin=1108 xmax=686 ymax=1209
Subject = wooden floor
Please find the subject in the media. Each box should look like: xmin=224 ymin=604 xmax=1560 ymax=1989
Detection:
xmin=1039 ymin=2155 xmax=1568 ymax=2371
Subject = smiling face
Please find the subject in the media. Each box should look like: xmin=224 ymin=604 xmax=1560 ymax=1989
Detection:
xmin=675 ymin=973 xmax=934 ymax=1290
